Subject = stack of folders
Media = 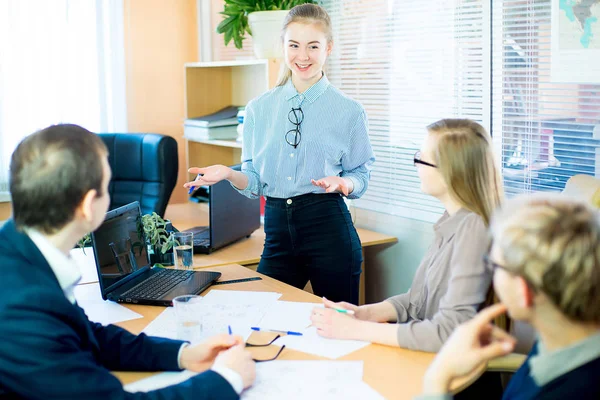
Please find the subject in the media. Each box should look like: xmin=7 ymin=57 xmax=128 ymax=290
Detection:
xmin=184 ymin=105 xmax=240 ymax=140
xmin=236 ymin=108 xmax=245 ymax=142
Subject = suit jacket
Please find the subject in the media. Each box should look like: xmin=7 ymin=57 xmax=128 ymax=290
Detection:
xmin=0 ymin=220 xmax=238 ymax=400
xmin=502 ymin=341 xmax=600 ymax=400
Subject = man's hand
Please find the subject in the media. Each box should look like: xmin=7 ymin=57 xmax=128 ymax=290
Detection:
xmin=423 ymin=304 xmax=516 ymax=394
xmin=213 ymin=345 xmax=256 ymax=389
xmin=311 ymin=176 xmax=353 ymax=196
xmin=179 ymin=334 xmax=243 ymax=372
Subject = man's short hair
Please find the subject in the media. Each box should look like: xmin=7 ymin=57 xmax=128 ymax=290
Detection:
xmin=491 ymin=194 xmax=600 ymax=324
xmin=10 ymin=124 xmax=108 ymax=234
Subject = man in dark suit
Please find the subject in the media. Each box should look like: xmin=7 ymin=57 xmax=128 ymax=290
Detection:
xmin=0 ymin=124 xmax=255 ymax=399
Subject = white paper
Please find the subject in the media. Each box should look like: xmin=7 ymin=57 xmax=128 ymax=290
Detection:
xmin=125 ymin=361 xmax=384 ymax=400
xmin=278 ymin=326 xmax=370 ymax=359
xmin=74 ymin=283 xmax=143 ymax=325
xmin=242 ymin=361 xmax=385 ymax=400
xmin=202 ymin=290 xmax=282 ymax=305
xmin=142 ymin=291 xmax=281 ymax=343
xmin=70 ymin=247 xmax=99 ymax=284
xmin=256 ymin=301 xmax=320 ymax=333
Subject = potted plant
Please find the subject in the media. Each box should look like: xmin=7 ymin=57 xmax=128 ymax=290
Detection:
xmin=78 ymin=212 xmax=176 ymax=267
xmin=139 ymin=212 xmax=176 ymax=266
xmin=217 ymin=0 xmax=316 ymax=59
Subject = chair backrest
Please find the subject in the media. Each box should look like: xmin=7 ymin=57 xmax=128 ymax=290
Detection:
xmin=563 ymin=174 xmax=600 ymax=208
xmin=98 ymin=133 xmax=178 ymax=218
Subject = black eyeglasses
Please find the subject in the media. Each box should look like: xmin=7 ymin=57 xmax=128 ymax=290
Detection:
xmin=246 ymin=333 xmax=286 ymax=363
xmin=286 ymin=107 xmax=303 ymax=148
xmin=413 ymin=151 xmax=437 ymax=168
xmin=483 ymin=255 xmax=537 ymax=292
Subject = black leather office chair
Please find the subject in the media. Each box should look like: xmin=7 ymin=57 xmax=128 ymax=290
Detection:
xmin=98 ymin=133 xmax=178 ymax=218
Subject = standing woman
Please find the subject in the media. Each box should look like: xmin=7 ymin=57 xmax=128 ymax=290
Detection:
xmin=185 ymin=4 xmax=375 ymax=304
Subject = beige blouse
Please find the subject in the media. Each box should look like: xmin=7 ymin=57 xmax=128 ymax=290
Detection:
xmin=386 ymin=208 xmax=492 ymax=352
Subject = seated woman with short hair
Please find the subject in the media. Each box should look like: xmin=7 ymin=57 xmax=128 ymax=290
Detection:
xmin=421 ymin=196 xmax=600 ymax=399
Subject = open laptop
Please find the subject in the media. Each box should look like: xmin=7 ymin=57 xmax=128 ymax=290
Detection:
xmin=91 ymin=201 xmax=221 ymax=306
xmin=186 ymin=164 xmax=260 ymax=254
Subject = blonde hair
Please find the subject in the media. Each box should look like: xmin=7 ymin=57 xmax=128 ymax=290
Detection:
xmin=492 ymin=195 xmax=600 ymax=323
xmin=427 ymin=119 xmax=503 ymax=226
xmin=276 ymin=4 xmax=333 ymax=87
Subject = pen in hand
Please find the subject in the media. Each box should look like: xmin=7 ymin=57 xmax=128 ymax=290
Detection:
xmin=187 ymin=174 xmax=203 ymax=195
xmin=333 ymin=308 xmax=355 ymax=315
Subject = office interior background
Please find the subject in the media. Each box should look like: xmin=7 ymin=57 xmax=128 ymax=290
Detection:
xmin=0 ymin=0 xmax=598 ymax=302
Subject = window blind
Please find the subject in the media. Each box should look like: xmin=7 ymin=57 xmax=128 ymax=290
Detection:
xmin=211 ymin=0 xmax=255 ymax=61
xmin=323 ymin=0 xmax=489 ymax=222
xmin=492 ymin=0 xmax=600 ymax=195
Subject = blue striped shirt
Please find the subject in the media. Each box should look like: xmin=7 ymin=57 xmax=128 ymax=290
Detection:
xmin=236 ymin=74 xmax=375 ymax=200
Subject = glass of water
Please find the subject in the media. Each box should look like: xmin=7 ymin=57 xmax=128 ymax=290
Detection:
xmin=172 ymin=232 xmax=194 ymax=270
xmin=173 ymin=295 xmax=203 ymax=343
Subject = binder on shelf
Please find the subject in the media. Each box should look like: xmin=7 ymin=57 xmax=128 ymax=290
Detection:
xmin=186 ymin=105 xmax=240 ymax=128
xmin=184 ymin=125 xmax=239 ymax=141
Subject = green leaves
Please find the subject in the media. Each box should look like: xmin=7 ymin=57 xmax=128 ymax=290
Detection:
xmin=141 ymin=212 xmax=174 ymax=255
xmin=217 ymin=0 xmax=317 ymax=50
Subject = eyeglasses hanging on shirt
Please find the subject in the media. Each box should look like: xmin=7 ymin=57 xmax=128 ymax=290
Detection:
xmin=286 ymin=107 xmax=303 ymax=148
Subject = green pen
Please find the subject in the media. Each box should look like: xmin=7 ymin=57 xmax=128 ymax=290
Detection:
xmin=333 ymin=308 xmax=355 ymax=315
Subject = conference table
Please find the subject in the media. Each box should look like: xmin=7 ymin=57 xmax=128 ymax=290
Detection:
xmin=113 ymin=264 xmax=484 ymax=400
xmin=164 ymin=202 xmax=398 ymax=305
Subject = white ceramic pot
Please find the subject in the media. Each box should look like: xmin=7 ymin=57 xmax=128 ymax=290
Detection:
xmin=247 ymin=10 xmax=289 ymax=59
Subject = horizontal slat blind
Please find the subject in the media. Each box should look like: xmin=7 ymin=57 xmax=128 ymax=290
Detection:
xmin=492 ymin=0 xmax=600 ymax=195
xmin=211 ymin=0 xmax=255 ymax=61
xmin=323 ymin=0 xmax=489 ymax=222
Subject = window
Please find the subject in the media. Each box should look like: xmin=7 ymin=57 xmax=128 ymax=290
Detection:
xmin=323 ymin=0 xmax=489 ymax=222
xmin=0 ymin=1 xmax=127 ymax=194
xmin=493 ymin=0 xmax=600 ymax=195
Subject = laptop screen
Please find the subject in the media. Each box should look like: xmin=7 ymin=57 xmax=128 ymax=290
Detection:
xmin=92 ymin=203 xmax=149 ymax=292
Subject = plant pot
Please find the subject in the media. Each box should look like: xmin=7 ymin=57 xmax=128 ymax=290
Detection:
xmin=247 ymin=10 xmax=289 ymax=59
xmin=149 ymin=246 xmax=173 ymax=266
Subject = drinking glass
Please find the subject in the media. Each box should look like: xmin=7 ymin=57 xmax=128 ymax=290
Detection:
xmin=172 ymin=232 xmax=194 ymax=270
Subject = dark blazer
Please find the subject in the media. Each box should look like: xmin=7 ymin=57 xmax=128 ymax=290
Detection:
xmin=503 ymin=340 xmax=600 ymax=400
xmin=0 ymin=220 xmax=237 ymax=400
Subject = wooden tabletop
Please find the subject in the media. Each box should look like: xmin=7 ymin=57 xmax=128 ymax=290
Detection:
xmin=114 ymin=264 xmax=483 ymax=400
xmin=164 ymin=202 xmax=398 ymax=268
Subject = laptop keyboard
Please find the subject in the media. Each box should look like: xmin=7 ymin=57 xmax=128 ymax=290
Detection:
xmin=194 ymin=238 xmax=210 ymax=247
xmin=121 ymin=269 xmax=194 ymax=300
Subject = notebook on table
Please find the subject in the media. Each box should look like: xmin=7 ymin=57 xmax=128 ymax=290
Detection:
xmin=186 ymin=164 xmax=260 ymax=254
xmin=90 ymin=201 xmax=220 ymax=307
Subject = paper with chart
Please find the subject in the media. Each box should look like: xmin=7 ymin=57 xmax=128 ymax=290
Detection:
xmin=278 ymin=326 xmax=370 ymax=359
xmin=255 ymin=300 xmax=318 ymax=333
xmin=74 ymin=283 xmax=143 ymax=325
xmin=142 ymin=290 xmax=281 ymax=342
xmin=256 ymin=301 xmax=371 ymax=359
xmin=125 ymin=360 xmax=384 ymax=399
xmin=243 ymin=361 xmax=385 ymax=400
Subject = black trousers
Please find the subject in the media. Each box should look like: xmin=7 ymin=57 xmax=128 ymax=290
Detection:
xmin=257 ymin=193 xmax=363 ymax=304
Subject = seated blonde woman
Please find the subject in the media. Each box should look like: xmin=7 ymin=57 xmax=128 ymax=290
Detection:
xmin=310 ymin=119 xmax=503 ymax=352
xmin=420 ymin=195 xmax=600 ymax=399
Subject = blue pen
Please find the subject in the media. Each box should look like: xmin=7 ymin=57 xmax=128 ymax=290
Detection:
xmin=188 ymin=174 xmax=203 ymax=194
xmin=228 ymin=325 xmax=232 ymax=335
xmin=250 ymin=327 xmax=303 ymax=336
